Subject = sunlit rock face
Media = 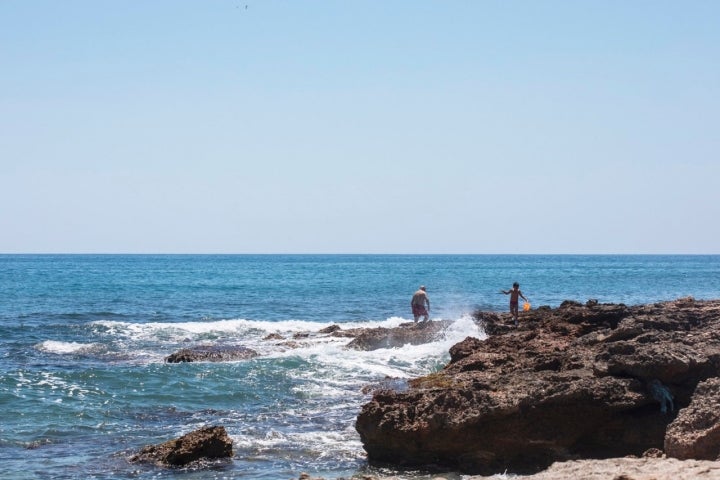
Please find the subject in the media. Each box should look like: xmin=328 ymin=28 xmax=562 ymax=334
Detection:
xmin=356 ymin=298 xmax=720 ymax=475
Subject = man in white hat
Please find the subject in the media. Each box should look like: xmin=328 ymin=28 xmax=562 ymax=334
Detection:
xmin=411 ymin=285 xmax=430 ymax=323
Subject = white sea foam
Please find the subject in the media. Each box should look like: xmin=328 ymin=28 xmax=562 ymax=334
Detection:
xmin=92 ymin=316 xmax=410 ymax=340
xmin=88 ymin=315 xmax=487 ymax=380
xmin=231 ymin=428 xmax=364 ymax=458
xmin=256 ymin=315 xmax=489 ymax=404
xmin=36 ymin=340 xmax=99 ymax=355
xmin=83 ymin=315 xmax=488 ymax=475
xmin=440 ymin=312 xmax=488 ymax=345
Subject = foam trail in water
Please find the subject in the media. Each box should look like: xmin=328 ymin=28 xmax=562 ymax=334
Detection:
xmin=224 ymin=316 xmax=489 ymax=473
xmin=91 ymin=316 xmax=408 ymax=341
xmin=87 ymin=314 xmax=487 ymax=373
xmin=35 ymin=340 xmax=100 ymax=355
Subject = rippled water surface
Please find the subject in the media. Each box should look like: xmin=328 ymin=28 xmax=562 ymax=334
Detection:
xmin=1 ymin=255 xmax=718 ymax=479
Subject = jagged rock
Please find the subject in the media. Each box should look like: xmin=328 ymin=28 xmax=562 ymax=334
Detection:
xmin=665 ymin=377 xmax=720 ymax=460
xmin=318 ymin=324 xmax=341 ymax=334
xmin=264 ymin=333 xmax=285 ymax=340
xmin=356 ymin=298 xmax=720 ymax=475
xmin=346 ymin=320 xmax=453 ymax=351
xmin=642 ymin=447 xmax=665 ymax=458
xmin=130 ymin=426 xmax=233 ymax=467
xmin=165 ymin=345 xmax=258 ymax=363
xmin=448 ymin=336 xmax=486 ymax=363
xmin=361 ymin=377 xmax=410 ymax=395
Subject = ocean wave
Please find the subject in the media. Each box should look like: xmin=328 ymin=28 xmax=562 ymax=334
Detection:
xmin=35 ymin=340 xmax=101 ymax=355
xmin=83 ymin=315 xmax=486 ymax=373
xmin=91 ymin=316 xmax=410 ymax=337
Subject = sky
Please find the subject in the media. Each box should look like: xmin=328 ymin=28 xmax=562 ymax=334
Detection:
xmin=1 ymin=1 xmax=718 ymax=254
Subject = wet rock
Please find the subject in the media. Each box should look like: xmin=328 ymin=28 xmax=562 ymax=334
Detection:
xmin=264 ymin=333 xmax=285 ymax=340
xmin=130 ymin=425 xmax=233 ymax=467
xmin=318 ymin=324 xmax=341 ymax=334
xmin=356 ymin=298 xmax=720 ymax=474
xmin=346 ymin=320 xmax=454 ymax=351
xmin=165 ymin=345 xmax=258 ymax=363
xmin=361 ymin=377 xmax=410 ymax=395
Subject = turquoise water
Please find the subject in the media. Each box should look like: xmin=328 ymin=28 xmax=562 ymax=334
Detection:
xmin=1 ymin=255 xmax=719 ymax=479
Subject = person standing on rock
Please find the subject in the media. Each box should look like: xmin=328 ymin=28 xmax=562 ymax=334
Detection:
xmin=501 ymin=282 xmax=527 ymax=326
xmin=411 ymin=286 xmax=430 ymax=322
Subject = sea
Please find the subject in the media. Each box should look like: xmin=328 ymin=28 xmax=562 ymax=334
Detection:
xmin=1 ymin=254 xmax=719 ymax=480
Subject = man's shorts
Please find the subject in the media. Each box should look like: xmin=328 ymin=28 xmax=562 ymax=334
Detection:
xmin=412 ymin=305 xmax=428 ymax=316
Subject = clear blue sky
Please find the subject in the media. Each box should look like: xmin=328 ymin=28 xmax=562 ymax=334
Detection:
xmin=1 ymin=1 xmax=718 ymax=254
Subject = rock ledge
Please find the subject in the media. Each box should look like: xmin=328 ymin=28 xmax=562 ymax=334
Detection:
xmin=356 ymin=298 xmax=720 ymax=474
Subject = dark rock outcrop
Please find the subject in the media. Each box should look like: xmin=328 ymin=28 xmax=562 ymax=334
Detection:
xmin=263 ymin=333 xmax=285 ymax=340
xmin=130 ymin=426 xmax=233 ymax=467
xmin=165 ymin=345 xmax=258 ymax=363
xmin=346 ymin=320 xmax=453 ymax=351
xmin=355 ymin=298 xmax=720 ymax=475
xmin=165 ymin=321 xmax=453 ymax=364
xmin=318 ymin=324 xmax=342 ymax=334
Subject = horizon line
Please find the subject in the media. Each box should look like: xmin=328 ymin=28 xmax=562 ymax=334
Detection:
xmin=1 ymin=252 xmax=718 ymax=256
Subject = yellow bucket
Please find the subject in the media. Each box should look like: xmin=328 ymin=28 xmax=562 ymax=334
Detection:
xmin=523 ymin=302 xmax=531 ymax=311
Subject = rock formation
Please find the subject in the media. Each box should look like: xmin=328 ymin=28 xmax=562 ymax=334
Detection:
xmin=345 ymin=320 xmax=453 ymax=351
xmin=130 ymin=425 xmax=233 ymax=467
xmin=665 ymin=377 xmax=720 ymax=460
xmin=165 ymin=344 xmax=258 ymax=363
xmin=355 ymin=298 xmax=720 ymax=475
xmin=164 ymin=320 xmax=454 ymax=364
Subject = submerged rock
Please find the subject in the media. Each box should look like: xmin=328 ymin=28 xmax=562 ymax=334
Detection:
xmin=130 ymin=425 xmax=233 ymax=467
xmin=355 ymin=298 xmax=720 ymax=474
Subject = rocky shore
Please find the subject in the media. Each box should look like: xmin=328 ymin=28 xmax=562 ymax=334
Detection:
xmin=149 ymin=298 xmax=720 ymax=479
xmin=355 ymin=297 xmax=720 ymax=475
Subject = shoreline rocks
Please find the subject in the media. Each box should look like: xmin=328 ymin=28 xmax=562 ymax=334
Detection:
xmin=345 ymin=320 xmax=453 ymax=351
xmin=165 ymin=319 xmax=454 ymax=362
xmin=355 ymin=298 xmax=720 ymax=475
xmin=665 ymin=377 xmax=720 ymax=460
xmin=129 ymin=426 xmax=233 ymax=467
xmin=165 ymin=344 xmax=258 ymax=363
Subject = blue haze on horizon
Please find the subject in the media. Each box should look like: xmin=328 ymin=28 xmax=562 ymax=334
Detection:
xmin=1 ymin=1 xmax=718 ymax=254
